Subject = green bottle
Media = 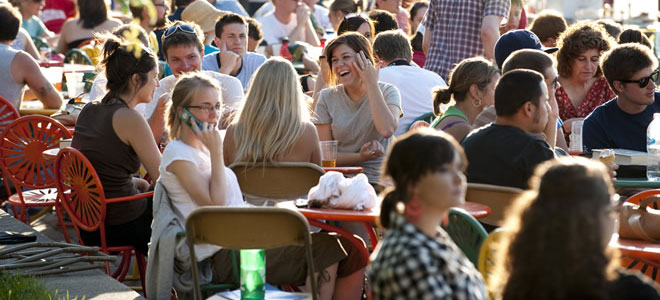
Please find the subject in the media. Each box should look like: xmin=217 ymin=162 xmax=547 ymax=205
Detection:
xmin=240 ymin=249 xmax=265 ymax=300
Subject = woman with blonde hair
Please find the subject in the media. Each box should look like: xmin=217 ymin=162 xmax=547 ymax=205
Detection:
xmin=491 ymin=157 xmax=660 ymax=300
xmin=224 ymin=57 xmax=320 ymax=165
xmin=431 ymin=57 xmax=500 ymax=142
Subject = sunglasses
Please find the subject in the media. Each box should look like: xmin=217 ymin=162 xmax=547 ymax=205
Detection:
xmin=618 ymin=69 xmax=660 ymax=88
xmin=163 ymin=24 xmax=195 ymax=39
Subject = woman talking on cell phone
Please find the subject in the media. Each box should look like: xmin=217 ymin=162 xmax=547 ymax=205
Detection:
xmin=312 ymin=32 xmax=401 ymax=189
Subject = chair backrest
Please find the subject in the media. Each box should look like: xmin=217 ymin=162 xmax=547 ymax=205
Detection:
xmin=229 ymin=162 xmax=325 ymax=200
xmin=406 ymin=111 xmax=435 ymax=132
xmin=0 ymin=96 xmax=20 ymax=135
xmin=466 ymin=183 xmax=523 ymax=226
xmin=443 ymin=207 xmax=488 ymax=266
xmin=64 ymin=48 xmax=93 ymax=65
xmin=0 ymin=115 xmax=72 ymax=189
xmin=54 ymin=147 xmax=108 ymax=237
xmin=185 ymin=207 xmax=319 ymax=300
xmin=477 ymin=228 xmax=507 ymax=288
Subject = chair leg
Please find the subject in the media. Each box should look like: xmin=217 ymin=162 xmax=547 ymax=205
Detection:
xmin=136 ymin=251 xmax=147 ymax=295
xmin=113 ymin=251 xmax=132 ymax=281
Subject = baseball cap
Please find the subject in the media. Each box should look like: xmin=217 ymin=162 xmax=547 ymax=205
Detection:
xmin=494 ymin=29 xmax=559 ymax=69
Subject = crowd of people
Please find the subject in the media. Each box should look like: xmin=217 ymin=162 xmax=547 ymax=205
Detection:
xmin=1 ymin=0 xmax=660 ymax=298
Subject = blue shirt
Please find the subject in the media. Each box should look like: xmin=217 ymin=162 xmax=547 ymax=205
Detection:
xmin=583 ymin=92 xmax=660 ymax=153
xmin=213 ymin=0 xmax=248 ymax=16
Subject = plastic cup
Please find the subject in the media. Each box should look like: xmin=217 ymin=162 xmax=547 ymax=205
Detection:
xmin=43 ymin=66 xmax=64 ymax=91
xmin=320 ymin=140 xmax=338 ymax=167
xmin=568 ymin=120 xmax=584 ymax=154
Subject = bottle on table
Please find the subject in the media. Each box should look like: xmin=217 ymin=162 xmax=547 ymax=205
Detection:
xmin=240 ymin=249 xmax=266 ymax=300
xmin=647 ymin=113 xmax=660 ymax=181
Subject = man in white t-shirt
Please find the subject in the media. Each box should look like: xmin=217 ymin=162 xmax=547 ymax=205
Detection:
xmin=143 ymin=21 xmax=243 ymax=143
xmin=202 ymin=13 xmax=266 ymax=91
xmin=256 ymin=0 xmax=319 ymax=47
xmin=373 ymin=30 xmax=446 ymax=136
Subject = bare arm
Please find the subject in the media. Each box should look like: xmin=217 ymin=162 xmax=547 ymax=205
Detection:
xmin=114 ymin=108 xmax=162 ymax=182
xmin=19 ymin=30 xmax=41 ymax=60
xmin=422 ymin=28 xmax=432 ymax=55
xmin=12 ymin=52 xmax=63 ymax=108
xmin=167 ymin=124 xmax=228 ymax=206
xmin=290 ymin=5 xmax=320 ymax=46
xmin=55 ymin=21 xmax=70 ymax=54
xmin=223 ymin=124 xmax=237 ymax=166
xmin=147 ymin=94 xmax=169 ymax=144
xmin=480 ymin=15 xmax=503 ymax=60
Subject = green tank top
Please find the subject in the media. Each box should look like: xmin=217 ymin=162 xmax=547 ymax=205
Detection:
xmin=431 ymin=106 xmax=469 ymax=130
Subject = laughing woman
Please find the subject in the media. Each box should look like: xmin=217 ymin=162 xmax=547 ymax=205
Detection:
xmin=313 ymin=32 xmax=401 ymax=188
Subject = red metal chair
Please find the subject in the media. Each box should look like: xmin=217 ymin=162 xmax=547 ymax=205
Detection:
xmin=0 ymin=96 xmax=20 ymax=200
xmin=0 ymin=115 xmax=71 ymax=240
xmin=616 ymin=189 xmax=660 ymax=284
xmin=54 ymin=147 xmax=150 ymax=292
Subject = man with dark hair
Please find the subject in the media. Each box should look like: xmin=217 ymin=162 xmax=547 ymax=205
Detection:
xmin=529 ymin=10 xmax=567 ymax=47
xmin=462 ymin=69 xmax=554 ymax=189
xmin=367 ymin=9 xmax=398 ymax=35
xmin=202 ymin=13 xmax=266 ymax=91
xmin=0 ymin=3 xmax=62 ymax=110
xmin=583 ymin=44 xmax=660 ymax=152
xmin=372 ymin=30 xmax=445 ymax=136
xmin=597 ymin=19 xmax=622 ymax=41
xmin=143 ymin=21 xmax=243 ymax=142
xmin=246 ymin=17 xmax=263 ymax=52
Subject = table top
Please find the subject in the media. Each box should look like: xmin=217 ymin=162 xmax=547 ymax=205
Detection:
xmin=614 ymin=178 xmax=660 ymax=189
xmin=0 ymin=210 xmax=144 ymax=300
xmin=610 ymin=233 xmax=660 ymax=260
xmin=323 ymin=166 xmax=363 ymax=174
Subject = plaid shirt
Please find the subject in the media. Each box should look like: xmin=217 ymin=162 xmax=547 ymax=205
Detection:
xmin=423 ymin=0 xmax=509 ymax=79
xmin=368 ymin=214 xmax=488 ymax=300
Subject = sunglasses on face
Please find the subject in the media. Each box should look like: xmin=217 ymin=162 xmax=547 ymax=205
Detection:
xmin=618 ymin=69 xmax=660 ymax=88
xmin=163 ymin=24 xmax=195 ymax=39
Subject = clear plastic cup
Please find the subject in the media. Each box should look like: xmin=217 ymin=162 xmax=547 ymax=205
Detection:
xmin=320 ymin=140 xmax=338 ymax=167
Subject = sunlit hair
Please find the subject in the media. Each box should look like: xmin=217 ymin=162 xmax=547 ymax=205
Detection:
xmin=529 ymin=10 xmax=567 ymax=43
xmin=231 ymin=57 xmax=310 ymax=164
xmin=556 ymin=21 xmax=614 ymax=78
xmin=379 ymin=128 xmax=466 ymax=229
xmin=408 ymin=1 xmax=428 ymax=23
xmin=100 ymin=36 xmax=157 ymax=104
xmin=167 ymin=73 xmax=222 ymax=140
xmin=618 ymin=28 xmax=653 ymax=49
xmin=329 ymin=0 xmax=364 ymax=17
xmin=324 ymin=32 xmax=374 ymax=85
xmin=432 ymin=57 xmax=499 ymax=116
xmin=490 ymin=157 xmax=618 ymax=300
xmin=0 ymin=3 xmax=21 ymax=42
xmin=161 ymin=21 xmax=204 ymax=60
xmin=337 ymin=16 xmax=374 ymax=41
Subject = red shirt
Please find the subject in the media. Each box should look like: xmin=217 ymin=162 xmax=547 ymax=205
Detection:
xmin=40 ymin=0 xmax=75 ymax=33
xmin=556 ymin=76 xmax=615 ymax=120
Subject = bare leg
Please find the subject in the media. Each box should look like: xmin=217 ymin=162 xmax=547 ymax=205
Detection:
xmin=306 ymin=263 xmax=338 ymax=300
xmin=332 ymin=268 xmax=365 ymax=300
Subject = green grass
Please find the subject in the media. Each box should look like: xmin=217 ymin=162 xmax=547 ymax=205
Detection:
xmin=0 ymin=273 xmax=85 ymax=300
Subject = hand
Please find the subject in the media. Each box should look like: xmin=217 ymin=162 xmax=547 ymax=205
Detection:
xmin=133 ymin=177 xmax=150 ymax=193
xmin=218 ymin=41 xmax=240 ymax=75
xmin=359 ymin=140 xmax=384 ymax=161
xmin=318 ymin=56 xmax=331 ymax=85
xmin=352 ymin=50 xmax=378 ymax=87
xmin=156 ymin=92 xmax=170 ymax=114
xmin=191 ymin=121 xmax=223 ymax=153
xmin=295 ymin=2 xmax=311 ymax=26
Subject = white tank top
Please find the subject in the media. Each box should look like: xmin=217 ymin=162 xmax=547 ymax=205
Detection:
xmin=0 ymin=43 xmax=26 ymax=108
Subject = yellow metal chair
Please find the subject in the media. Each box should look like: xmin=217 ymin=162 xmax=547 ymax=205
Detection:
xmin=466 ymin=183 xmax=523 ymax=227
xmin=229 ymin=162 xmax=325 ymax=204
xmin=185 ymin=207 xmax=319 ymax=300
xmin=477 ymin=228 xmax=507 ymax=287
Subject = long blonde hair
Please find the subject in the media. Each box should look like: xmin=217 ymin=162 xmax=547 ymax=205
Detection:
xmin=232 ymin=58 xmax=310 ymax=163
xmin=167 ymin=73 xmax=222 ymax=140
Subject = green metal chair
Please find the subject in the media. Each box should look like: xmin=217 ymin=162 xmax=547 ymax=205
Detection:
xmin=443 ymin=207 xmax=488 ymax=266
xmin=64 ymin=48 xmax=93 ymax=65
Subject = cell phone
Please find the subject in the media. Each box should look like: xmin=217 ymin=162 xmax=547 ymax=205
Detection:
xmin=180 ymin=108 xmax=204 ymax=132
xmin=295 ymin=199 xmax=309 ymax=208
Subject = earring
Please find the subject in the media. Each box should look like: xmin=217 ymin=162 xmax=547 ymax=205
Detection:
xmin=472 ymin=98 xmax=482 ymax=108
xmin=405 ymin=196 xmax=423 ymax=223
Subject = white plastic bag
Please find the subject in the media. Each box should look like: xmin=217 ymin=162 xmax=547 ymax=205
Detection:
xmin=308 ymin=172 xmax=378 ymax=210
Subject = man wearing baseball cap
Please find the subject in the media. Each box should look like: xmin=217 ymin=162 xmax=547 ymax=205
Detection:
xmin=494 ymin=29 xmax=558 ymax=69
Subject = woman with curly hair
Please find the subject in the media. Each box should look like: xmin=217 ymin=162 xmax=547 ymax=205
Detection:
xmin=491 ymin=157 xmax=660 ymax=300
xmin=555 ymin=21 xmax=615 ymax=136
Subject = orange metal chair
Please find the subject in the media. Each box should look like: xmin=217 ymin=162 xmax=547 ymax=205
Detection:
xmin=0 ymin=116 xmax=71 ymax=239
xmin=54 ymin=147 xmax=150 ymax=292
xmin=617 ymin=189 xmax=660 ymax=284
xmin=0 ymin=96 xmax=20 ymax=200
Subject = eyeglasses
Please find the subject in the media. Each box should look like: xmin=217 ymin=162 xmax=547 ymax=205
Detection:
xmin=618 ymin=69 xmax=660 ymax=88
xmin=186 ymin=104 xmax=222 ymax=113
xmin=163 ymin=24 xmax=195 ymax=40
